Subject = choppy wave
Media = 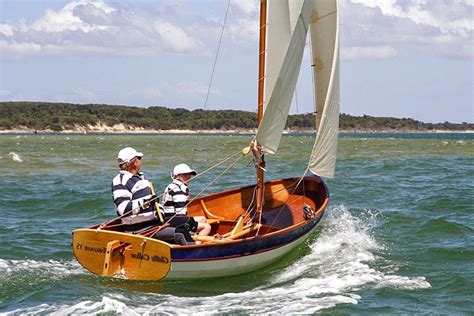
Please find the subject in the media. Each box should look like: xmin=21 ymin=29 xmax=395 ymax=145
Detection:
xmin=0 ymin=258 xmax=84 ymax=276
xmin=7 ymin=152 xmax=22 ymax=162
xmin=2 ymin=206 xmax=430 ymax=315
xmin=1 ymin=133 xmax=470 ymax=314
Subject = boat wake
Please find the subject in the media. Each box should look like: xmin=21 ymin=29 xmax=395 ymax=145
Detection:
xmin=257 ymin=205 xmax=431 ymax=312
xmin=2 ymin=205 xmax=431 ymax=314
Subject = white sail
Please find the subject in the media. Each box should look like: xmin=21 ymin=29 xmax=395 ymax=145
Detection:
xmin=308 ymin=0 xmax=340 ymax=178
xmin=256 ymin=0 xmax=312 ymax=154
xmin=264 ymin=1 xmax=306 ymax=113
xmin=264 ymin=1 xmax=290 ymax=113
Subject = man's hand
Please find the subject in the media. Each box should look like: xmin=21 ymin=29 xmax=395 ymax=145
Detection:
xmin=142 ymin=195 xmax=158 ymax=208
xmin=147 ymin=194 xmax=158 ymax=204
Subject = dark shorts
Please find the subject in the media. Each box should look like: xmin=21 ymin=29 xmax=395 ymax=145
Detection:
xmin=165 ymin=215 xmax=198 ymax=233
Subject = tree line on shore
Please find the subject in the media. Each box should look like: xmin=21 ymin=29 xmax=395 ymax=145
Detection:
xmin=0 ymin=101 xmax=471 ymax=132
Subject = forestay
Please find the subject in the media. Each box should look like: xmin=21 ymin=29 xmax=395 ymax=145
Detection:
xmin=308 ymin=0 xmax=340 ymax=178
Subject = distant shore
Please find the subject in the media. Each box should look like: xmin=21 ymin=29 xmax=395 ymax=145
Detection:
xmin=2 ymin=102 xmax=472 ymax=134
xmin=0 ymin=127 xmax=473 ymax=134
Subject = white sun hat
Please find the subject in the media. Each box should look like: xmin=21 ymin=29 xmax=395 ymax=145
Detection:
xmin=117 ymin=147 xmax=143 ymax=164
xmin=173 ymin=163 xmax=197 ymax=177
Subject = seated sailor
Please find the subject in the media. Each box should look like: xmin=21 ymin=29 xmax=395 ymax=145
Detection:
xmin=111 ymin=147 xmax=194 ymax=244
xmin=162 ymin=163 xmax=211 ymax=240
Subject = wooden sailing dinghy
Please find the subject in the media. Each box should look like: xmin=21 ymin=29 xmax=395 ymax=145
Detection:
xmin=72 ymin=0 xmax=340 ymax=281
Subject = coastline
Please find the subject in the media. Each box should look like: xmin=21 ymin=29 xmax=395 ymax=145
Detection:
xmin=0 ymin=127 xmax=472 ymax=134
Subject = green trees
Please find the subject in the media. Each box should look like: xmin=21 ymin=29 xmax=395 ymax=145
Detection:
xmin=0 ymin=101 xmax=471 ymax=132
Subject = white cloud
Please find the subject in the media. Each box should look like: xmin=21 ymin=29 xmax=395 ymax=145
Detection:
xmin=0 ymin=39 xmax=42 ymax=55
xmin=153 ymin=20 xmax=201 ymax=53
xmin=0 ymin=24 xmax=14 ymax=37
xmin=341 ymin=0 xmax=473 ymax=59
xmin=349 ymin=0 xmax=473 ymax=37
xmin=0 ymin=0 xmax=202 ymax=57
xmin=31 ymin=0 xmax=114 ymax=33
xmin=342 ymin=45 xmax=397 ymax=60
xmin=0 ymin=0 xmax=471 ymax=60
xmin=232 ymin=0 xmax=258 ymax=15
xmin=226 ymin=18 xmax=259 ymax=45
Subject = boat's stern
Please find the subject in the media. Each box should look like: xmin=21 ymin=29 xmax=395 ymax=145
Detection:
xmin=72 ymin=228 xmax=172 ymax=281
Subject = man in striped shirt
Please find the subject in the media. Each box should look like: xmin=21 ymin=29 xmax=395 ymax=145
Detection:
xmin=111 ymin=147 xmax=159 ymax=231
xmin=162 ymin=164 xmax=211 ymax=239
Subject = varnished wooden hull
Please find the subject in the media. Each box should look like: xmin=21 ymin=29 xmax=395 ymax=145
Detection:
xmin=72 ymin=175 xmax=329 ymax=280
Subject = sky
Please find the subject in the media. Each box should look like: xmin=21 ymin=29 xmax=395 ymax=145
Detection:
xmin=0 ymin=0 xmax=472 ymax=123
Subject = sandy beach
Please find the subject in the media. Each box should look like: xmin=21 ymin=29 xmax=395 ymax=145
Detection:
xmin=0 ymin=127 xmax=472 ymax=134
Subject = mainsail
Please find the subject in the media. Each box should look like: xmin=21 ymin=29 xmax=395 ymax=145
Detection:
xmin=256 ymin=0 xmax=312 ymax=154
xmin=255 ymin=0 xmax=339 ymax=178
xmin=308 ymin=0 xmax=340 ymax=178
xmin=264 ymin=1 xmax=306 ymax=113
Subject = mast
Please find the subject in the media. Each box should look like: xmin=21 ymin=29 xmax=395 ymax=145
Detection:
xmin=257 ymin=0 xmax=266 ymax=122
xmin=252 ymin=0 xmax=267 ymax=223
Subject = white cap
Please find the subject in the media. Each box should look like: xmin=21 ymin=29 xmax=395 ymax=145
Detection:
xmin=117 ymin=147 xmax=143 ymax=164
xmin=173 ymin=163 xmax=197 ymax=177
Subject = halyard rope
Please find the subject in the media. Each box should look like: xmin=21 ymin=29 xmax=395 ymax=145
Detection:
xmin=203 ymin=0 xmax=231 ymax=109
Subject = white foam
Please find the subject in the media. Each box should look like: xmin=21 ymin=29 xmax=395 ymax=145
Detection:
xmin=57 ymin=296 xmax=141 ymax=315
xmin=8 ymin=151 xmax=22 ymax=162
xmin=0 ymin=258 xmax=85 ymax=275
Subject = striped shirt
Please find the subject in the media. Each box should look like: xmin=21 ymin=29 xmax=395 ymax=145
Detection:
xmin=111 ymin=171 xmax=155 ymax=218
xmin=162 ymin=179 xmax=189 ymax=215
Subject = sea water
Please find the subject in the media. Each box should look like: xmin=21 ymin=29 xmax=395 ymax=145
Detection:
xmin=0 ymin=133 xmax=472 ymax=314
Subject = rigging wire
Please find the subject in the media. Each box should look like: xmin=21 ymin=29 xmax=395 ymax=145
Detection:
xmin=189 ymin=150 xmax=242 ymax=182
xmin=203 ymin=0 xmax=231 ymax=110
xmin=162 ymin=152 xmax=245 ymax=227
xmin=190 ymin=153 xmax=244 ymax=204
